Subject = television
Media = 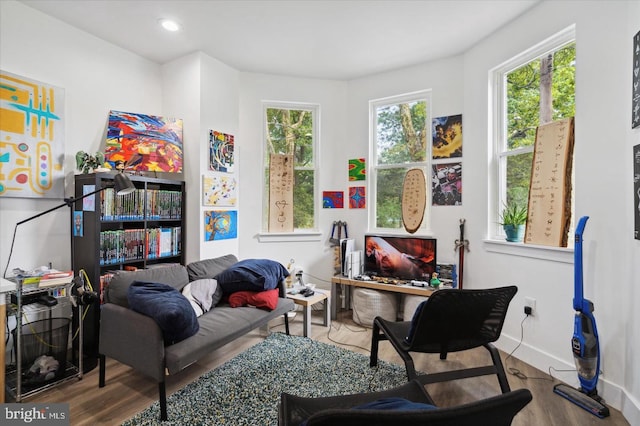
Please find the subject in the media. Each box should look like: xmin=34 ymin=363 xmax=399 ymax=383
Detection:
xmin=364 ymin=235 xmax=437 ymax=281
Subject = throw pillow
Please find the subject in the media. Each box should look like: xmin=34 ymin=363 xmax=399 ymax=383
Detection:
xmin=353 ymin=397 xmax=436 ymax=411
xmin=181 ymin=278 xmax=223 ymax=317
xmin=406 ymin=300 xmax=428 ymax=342
xmin=215 ymin=259 xmax=289 ymax=294
xmin=228 ymin=289 xmax=279 ymax=310
xmin=128 ymin=281 xmax=199 ymax=345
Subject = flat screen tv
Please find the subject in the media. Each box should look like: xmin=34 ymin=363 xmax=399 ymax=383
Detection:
xmin=364 ymin=235 xmax=437 ymax=281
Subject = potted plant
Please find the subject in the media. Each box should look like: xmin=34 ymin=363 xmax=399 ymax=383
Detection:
xmin=499 ymin=201 xmax=527 ymax=242
xmin=75 ymin=151 xmax=107 ymax=174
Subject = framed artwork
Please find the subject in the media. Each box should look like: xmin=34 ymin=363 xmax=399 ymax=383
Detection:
xmin=73 ymin=211 xmax=84 ymax=237
xmin=633 ymin=30 xmax=640 ymax=129
xmin=432 ymin=114 xmax=462 ymax=159
xmin=105 ymin=110 xmax=183 ymax=172
xmin=348 ymin=158 xmax=366 ymax=181
xmin=349 ymin=186 xmax=366 ymax=208
xmin=323 ymin=191 xmax=344 ymax=208
xmin=634 ymin=144 xmax=640 ymax=240
xmin=204 ymin=210 xmax=237 ymax=241
xmin=209 ymin=130 xmax=235 ymax=173
xmin=432 ymin=162 xmax=462 ymax=206
xmin=203 ymin=174 xmax=237 ymax=206
xmin=0 ymin=70 xmax=65 ymax=198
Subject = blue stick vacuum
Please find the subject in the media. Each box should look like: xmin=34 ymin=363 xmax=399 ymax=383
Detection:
xmin=553 ymin=216 xmax=610 ymax=418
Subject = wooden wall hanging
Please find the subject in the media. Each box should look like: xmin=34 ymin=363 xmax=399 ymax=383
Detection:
xmin=525 ymin=117 xmax=574 ymax=247
xmin=268 ymin=154 xmax=294 ymax=232
xmin=402 ymin=168 xmax=427 ymax=234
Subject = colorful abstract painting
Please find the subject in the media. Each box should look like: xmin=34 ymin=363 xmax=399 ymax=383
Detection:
xmin=432 ymin=162 xmax=462 ymax=206
xmin=0 ymin=70 xmax=65 ymax=198
xmin=209 ymin=130 xmax=235 ymax=173
xmin=204 ymin=210 xmax=237 ymax=241
xmin=105 ymin=110 xmax=183 ymax=173
xmin=348 ymin=158 xmax=366 ymax=181
xmin=349 ymin=186 xmax=366 ymax=208
xmin=203 ymin=174 xmax=237 ymax=206
xmin=432 ymin=114 xmax=462 ymax=159
xmin=323 ymin=191 xmax=344 ymax=208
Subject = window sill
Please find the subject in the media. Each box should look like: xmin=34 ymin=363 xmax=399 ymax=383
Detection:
xmin=258 ymin=231 xmax=323 ymax=243
xmin=483 ymin=238 xmax=574 ymax=263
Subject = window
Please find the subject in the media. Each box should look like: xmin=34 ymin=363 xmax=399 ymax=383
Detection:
xmin=491 ymin=26 xmax=575 ymax=241
xmin=263 ymin=102 xmax=318 ymax=232
xmin=370 ymin=91 xmax=431 ymax=232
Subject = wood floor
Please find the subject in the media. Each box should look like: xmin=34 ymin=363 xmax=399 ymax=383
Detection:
xmin=23 ymin=309 xmax=629 ymax=425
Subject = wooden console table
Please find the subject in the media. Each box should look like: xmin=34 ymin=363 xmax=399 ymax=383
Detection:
xmin=330 ymin=276 xmax=434 ymax=320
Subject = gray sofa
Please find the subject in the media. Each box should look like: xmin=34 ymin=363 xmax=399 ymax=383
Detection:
xmin=98 ymin=254 xmax=295 ymax=421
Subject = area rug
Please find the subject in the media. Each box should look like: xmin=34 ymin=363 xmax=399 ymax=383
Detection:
xmin=123 ymin=332 xmax=409 ymax=425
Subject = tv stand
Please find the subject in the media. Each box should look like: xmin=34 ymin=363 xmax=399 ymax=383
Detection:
xmin=330 ymin=276 xmax=434 ymax=320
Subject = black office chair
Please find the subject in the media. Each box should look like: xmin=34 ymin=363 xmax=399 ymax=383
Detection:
xmin=279 ymin=379 xmax=532 ymax=426
xmin=370 ymin=286 xmax=518 ymax=393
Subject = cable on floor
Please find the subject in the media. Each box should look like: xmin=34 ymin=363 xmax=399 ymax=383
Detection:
xmin=504 ymin=313 xmax=554 ymax=382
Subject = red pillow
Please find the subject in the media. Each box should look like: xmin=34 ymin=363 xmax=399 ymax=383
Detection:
xmin=228 ymin=289 xmax=279 ymax=310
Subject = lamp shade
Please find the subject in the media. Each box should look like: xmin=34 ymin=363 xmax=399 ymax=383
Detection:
xmin=114 ymin=172 xmax=136 ymax=195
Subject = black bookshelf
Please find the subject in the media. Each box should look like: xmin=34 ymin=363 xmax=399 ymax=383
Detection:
xmin=72 ymin=173 xmax=186 ymax=368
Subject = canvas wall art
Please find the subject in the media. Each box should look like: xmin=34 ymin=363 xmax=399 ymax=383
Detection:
xmin=203 ymin=174 xmax=237 ymax=206
xmin=348 ymin=158 xmax=366 ymax=181
xmin=209 ymin=130 xmax=235 ymax=173
xmin=204 ymin=210 xmax=238 ymax=241
xmin=432 ymin=114 xmax=462 ymax=159
xmin=349 ymin=186 xmax=366 ymax=208
xmin=105 ymin=110 xmax=183 ymax=173
xmin=634 ymin=144 xmax=640 ymax=240
xmin=432 ymin=162 xmax=462 ymax=206
xmin=323 ymin=191 xmax=344 ymax=208
xmin=633 ymin=30 xmax=640 ymax=129
xmin=0 ymin=70 xmax=65 ymax=198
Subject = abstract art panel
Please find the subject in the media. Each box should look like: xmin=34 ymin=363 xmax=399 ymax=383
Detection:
xmin=349 ymin=186 xmax=366 ymax=208
xmin=209 ymin=130 xmax=235 ymax=173
xmin=203 ymin=174 xmax=237 ymax=206
xmin=204 ymin=210 xmax=237 ymax=241
xmin=323 ymin=191 xmax=344 ymax=208
xmin=634 ymin=144 xmax=640 ymax=240
xmin=105 ymin=110 xmax=183 ymax=173
xmin=0 ymin=70 xmax=65 ymax=198
xmin=432 ymin=114 xmax=462 ymax=159
xmin=348 ymin=158 xmax=366 ymax=181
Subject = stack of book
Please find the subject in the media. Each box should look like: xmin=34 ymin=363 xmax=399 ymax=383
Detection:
xmin=38 ymin=270 xmax=74 ymax=288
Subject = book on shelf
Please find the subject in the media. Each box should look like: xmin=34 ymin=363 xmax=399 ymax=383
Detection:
xmin=39 ymin=270 xmax=74 ymax=287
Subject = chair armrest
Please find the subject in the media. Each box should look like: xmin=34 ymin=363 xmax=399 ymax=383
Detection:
xmin=99 ymin=303 xmax=166 ymax=381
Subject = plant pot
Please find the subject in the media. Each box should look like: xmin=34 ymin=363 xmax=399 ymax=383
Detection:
xmin=503 ymin=224 xmax=525 ymax=242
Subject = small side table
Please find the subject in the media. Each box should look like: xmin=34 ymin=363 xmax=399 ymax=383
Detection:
xmin=286 ymin=288 xmax=330 ymax=337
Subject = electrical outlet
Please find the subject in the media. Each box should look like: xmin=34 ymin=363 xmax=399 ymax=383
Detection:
xmin=524 ymin=297 xmax=536 ymax=315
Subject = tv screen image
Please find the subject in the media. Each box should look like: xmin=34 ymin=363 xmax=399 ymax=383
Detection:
xmin=364 ymin=235 xmax=437 ymax=281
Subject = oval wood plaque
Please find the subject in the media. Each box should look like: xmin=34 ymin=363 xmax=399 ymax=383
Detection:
xmin=402 ymin=168 xmax=427 ymax=234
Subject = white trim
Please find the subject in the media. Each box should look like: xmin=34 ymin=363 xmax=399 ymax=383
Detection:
xmin=257 ymin=231 xmax=322 ymax=243
xmin=483 ymin=238 xmax=573 ymax=263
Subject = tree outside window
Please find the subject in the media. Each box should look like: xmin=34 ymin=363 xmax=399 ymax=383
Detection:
xmin=493 ymin=27 xmax=575 ymax=239
xmin=263 ymin=104 xmax=317 ymax=230
xmin=370 ymin=91 xmax=431 ymax=231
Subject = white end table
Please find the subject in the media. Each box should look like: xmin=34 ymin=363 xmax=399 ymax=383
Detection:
xmin=286 ymin=288 xmax=330 ymax=337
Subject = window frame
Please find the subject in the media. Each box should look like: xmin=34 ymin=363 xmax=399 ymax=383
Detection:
xmin=368 ymin=90 xmax=433 ymax=234
xmin=489 ymin=25 xmax=576 ymax=249
xmin=259 ymin=101 xmax=320 ymax=241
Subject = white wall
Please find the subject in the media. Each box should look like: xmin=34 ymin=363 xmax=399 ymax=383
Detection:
xmin=0 ymin=1 xmax=162 ymax=274
xmin=238 ymin=73 xmax=348 ymax=286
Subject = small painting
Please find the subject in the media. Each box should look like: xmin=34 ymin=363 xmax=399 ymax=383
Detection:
xmin=203 ymin=174 xmax=237 ymax=206
xmin=432 ymin=162 xmax=462 ymax=206
xmin=432 ymin=114 xmax=462 ymax=159
xmin=348 ymin=158 xmax=366 ymax=181
xmin=209 ymin=130 xmax=235 ymax=173
xmin=349 ymin=186 xmax=366 ymax=208
xmin=105 ymin=110 xmax=183 ymax=172
xmin=634 ymin=144 xmax=640 ymax=240
xmin=73 ymin=211 xmax=83 ymax=237
xmin=204 ymin=210 xmax=237 ymax=241
xmin=633 ymin=30 xmax=640 ymax=129
xmin=323 ymin=191 xmax=344 ymax=208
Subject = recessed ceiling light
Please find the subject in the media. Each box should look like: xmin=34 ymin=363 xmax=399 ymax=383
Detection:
xmin=159 ymin=19 xmax=181 ymax=32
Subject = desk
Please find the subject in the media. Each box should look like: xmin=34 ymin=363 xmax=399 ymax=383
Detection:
xmin=286 ymin=289 xmax=330 ymax=337
xmin=330 ymin=276 xmax=434 ymax=320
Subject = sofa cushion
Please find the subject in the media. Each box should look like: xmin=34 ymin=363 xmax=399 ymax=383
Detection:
xmin=215 ymin=259 xmax=289 ymax=294
xmin=228 ymin=289 xmax=279 ymax=310
xmin=187 ymin=254 xmax=239 ymax=281
xmin=104 ymin=264 xmax=189 ymax=308
xmin=181 ymin=278 xmax=223 ymax=316
xmin=128 ymin=281 xmax=199 ymax=345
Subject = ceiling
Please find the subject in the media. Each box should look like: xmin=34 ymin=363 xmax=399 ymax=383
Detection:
xmin=20 ymin=0 xmax=540 ymax=80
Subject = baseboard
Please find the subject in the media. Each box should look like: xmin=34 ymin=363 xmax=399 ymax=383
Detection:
xmin=497 ymin=333 xmax=639 ymax=424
